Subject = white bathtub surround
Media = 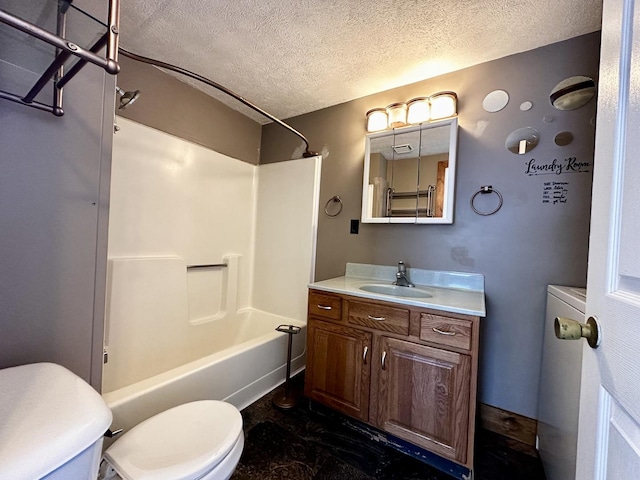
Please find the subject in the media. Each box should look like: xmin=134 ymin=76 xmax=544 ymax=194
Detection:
xmin=105 ymin=118 xmax=320 ymax=428
xmin=310 ymin=262 xmax=486 ymax=316
xmin=252 ymin=158 xmax=321 ymax=320
xmin=103 ymin=254 xmax=244 ymax=392
xmin=188 ymin=254 xmax=241 ymax=326
xmin=108 ymin=118 xmax=256 ymax=314
xmin=104 ymin=257 xmax=189 ymax=392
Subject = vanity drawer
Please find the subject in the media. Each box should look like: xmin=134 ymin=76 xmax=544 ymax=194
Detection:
xmin=348 ymin=300 xmax=409 ymax=335
xmin=420 ymin=314 xmax=472 ymax=351
xmin=309 ymin=291 xmax=342 ymax=321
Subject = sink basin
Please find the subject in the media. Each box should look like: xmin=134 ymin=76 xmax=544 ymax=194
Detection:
xmin=359 ymin=284 xmax=433 ymax=298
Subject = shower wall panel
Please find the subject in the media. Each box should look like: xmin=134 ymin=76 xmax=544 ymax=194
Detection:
xmin=252 ymin=157 xmax=322 ymax=320
xmin=105 ymin=117 xmax=257 ymax=390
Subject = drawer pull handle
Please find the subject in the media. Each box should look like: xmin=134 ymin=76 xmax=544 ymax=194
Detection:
xmin=381 ymin=350 xmax=387 ymax=370
xmin=367 ymin=315 xmax=386 ymax=321
xmin=317 ymin=305 xmax=332 ymax=310
xmin=432 ymin=327 xmax=456 ymax=336
xmin=363 ymin=346 xmax=368 ymax=364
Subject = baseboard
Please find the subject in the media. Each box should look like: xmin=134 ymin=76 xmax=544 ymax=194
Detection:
xmin=478 ymin=403 xmax=537 ymax=447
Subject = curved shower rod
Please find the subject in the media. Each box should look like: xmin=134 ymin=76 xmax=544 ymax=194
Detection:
xmin=118 ymin=47 xmax=317 ymax=158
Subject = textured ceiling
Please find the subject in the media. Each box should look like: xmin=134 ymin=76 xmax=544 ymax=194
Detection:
xmin=119 ymin=0 xmax=602 ymax=124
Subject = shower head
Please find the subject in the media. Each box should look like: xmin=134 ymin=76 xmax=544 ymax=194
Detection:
xmin=115 ymin=86 xmax=141 ymax=110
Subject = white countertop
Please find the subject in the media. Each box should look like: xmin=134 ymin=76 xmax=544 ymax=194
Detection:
xmin=309 ymin=263 xmax=486 ymax=317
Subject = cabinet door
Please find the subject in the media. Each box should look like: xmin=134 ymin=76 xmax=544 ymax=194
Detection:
xmin=378 ymin=337 xmax=471 ymax=464
xmin=305 ymin=319 xmax=372 ymax=421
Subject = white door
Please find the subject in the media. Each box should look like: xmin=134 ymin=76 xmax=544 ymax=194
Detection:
xmin=576 ymin=0 xmax=640 ymax=478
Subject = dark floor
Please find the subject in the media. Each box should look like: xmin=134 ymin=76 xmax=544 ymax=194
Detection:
xmin=231 ymin=376 xmax=546 ymax=480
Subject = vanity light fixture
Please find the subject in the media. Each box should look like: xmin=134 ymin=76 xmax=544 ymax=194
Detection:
xmin=366 ymin=91 xmax=457 ymax=132
xmin=386 ymin=102 xmax=408 ymax=128
xmin=407 ymin=97 xmax=430 ymax=124
xmin=429 ymin=91 xmax=457 ymax=120
xmin=366 ymin=108 xmax=388 ymax=132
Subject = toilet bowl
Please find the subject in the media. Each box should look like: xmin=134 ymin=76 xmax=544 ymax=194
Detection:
xmin=100 ymin=400 xmax=244 ymax=480
xmin=0 ymin=363 xmax=244 ymax=480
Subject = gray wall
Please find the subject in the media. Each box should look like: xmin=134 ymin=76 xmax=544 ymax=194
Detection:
xmin=0 ymin=0 xmax=114 ymax=388
xmin=116 ymin=56 xmax=262 ymax=165
xmin=261 ymin=32 xmax=600 ymax=418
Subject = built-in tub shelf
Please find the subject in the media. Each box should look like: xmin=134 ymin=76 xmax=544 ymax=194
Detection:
xmin=0 ymin=0 xmax=120 ymax=116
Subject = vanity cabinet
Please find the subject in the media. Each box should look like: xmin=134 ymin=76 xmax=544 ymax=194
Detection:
xmin=305 ymin=289 xmax=480 ymax=469
xmin=306 ymin=319 xmax=372 ymax=421
xmin=377 ymin=336 xmax=471 ymax=463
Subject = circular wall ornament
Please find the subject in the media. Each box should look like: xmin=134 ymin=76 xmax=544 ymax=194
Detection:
xmin=505 ymin=127 xmax=540 ymax=155
xmin=482 ymin=90 xmax=510 ymax=113
xmin=519 ymin=101 xmax=533 ymax=111
xmin=550 ymin=76 xmax=596 ymax=110
xmin=554 ymin=131 xmax=574 ymax=146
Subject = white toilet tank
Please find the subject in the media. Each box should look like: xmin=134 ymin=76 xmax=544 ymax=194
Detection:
xmin=0 ymin=363 xmax=112 ymax=480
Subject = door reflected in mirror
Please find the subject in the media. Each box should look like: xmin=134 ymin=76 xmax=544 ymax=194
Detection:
xmin=362 ymin=118 xmax=458 ymax=224
xmin=505 ymin=127 xmax=540 ymax=154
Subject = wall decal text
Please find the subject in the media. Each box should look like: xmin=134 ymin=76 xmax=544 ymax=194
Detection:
xmin=525 ymin=157 xmax=590 ymax=176
xmin=542 ymin=181 xmax=569 ymax=204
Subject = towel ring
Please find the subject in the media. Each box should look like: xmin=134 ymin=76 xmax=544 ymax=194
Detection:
xmin=324 ymin=195 xmax=343 ymax=217
xmin=471 ymin=185 xmax=503 ymax=216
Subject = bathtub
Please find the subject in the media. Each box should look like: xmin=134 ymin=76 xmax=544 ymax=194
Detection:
xmin=102 ymin=308 xmax=306 ymax=443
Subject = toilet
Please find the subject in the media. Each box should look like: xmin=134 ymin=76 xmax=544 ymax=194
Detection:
xmin=0 ymin=363 xmax=244 ymax=480
xmin=99 ymin=400 xmax=244 ymax=480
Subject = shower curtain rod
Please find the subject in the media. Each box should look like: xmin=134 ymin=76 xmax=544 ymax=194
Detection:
xmin=118 ymin=47 xmax=317 ymax=158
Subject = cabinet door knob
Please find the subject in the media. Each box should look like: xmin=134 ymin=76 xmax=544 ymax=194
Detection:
xmin=363 ymin=346 xmax=368 ymax=364
xmin=367 ymin=314 xmax=386 ymax=321
xmin=317 ymin=305 xmax=332 ymax=310
xmin=381 ymin=350 xmax=387 ymax=370
xmin=432 ymin=327 xmax=456 ymax=336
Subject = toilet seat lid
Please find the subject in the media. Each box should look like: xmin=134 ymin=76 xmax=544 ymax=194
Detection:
xmin=105 ymin=400 xmax=243 ymax=480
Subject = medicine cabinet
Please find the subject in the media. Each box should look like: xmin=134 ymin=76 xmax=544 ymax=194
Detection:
xmin=361 ymin=117 xmax=458 ymax=224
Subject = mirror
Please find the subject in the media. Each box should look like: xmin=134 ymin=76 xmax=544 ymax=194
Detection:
xmin=505 ymin=127 xmax=540 ymax=154
xmin=554 ymin=131 xmax=574 ymax=146
xmin=361 ymin=118 xmax=458 ymax=224
xmin=482 ymin=90 xmax=509 ymax=113
xmin=520 ymin=101 xmax=533 ymax=111
xmin=550 ymin=76 xmax=596 ymax=110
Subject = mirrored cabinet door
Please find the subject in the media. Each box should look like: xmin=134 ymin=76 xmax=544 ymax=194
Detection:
xmin=362 ymin=118 xmax=458 ymax=224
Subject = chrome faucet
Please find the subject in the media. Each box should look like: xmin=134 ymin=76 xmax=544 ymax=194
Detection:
xmin=393 ymin=261 xmax=414 ymax=287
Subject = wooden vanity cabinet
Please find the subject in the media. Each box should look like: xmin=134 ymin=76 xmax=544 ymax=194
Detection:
xmin=305 ymin=289 xmax=480 ymax=469
xmin=377 ymin=337 xmax=471 ymax=463
xmin=305 ymin=319 xmax=372 ymax=421
xmin=305 ymin=291 xmax=372 ymax=421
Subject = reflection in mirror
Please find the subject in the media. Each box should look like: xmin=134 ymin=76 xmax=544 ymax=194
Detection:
xmin=482 ymin=90 xmax=509 ymax=113
xmin=554 ymin=131 xmax=574 ymax=146
xmin=362 ymin=118 xmax=458 ymax=224
xmin=506 ymin=127 xmax=540 ymax=154
xmin=550 ymin=76 xmax=596 ymax=110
